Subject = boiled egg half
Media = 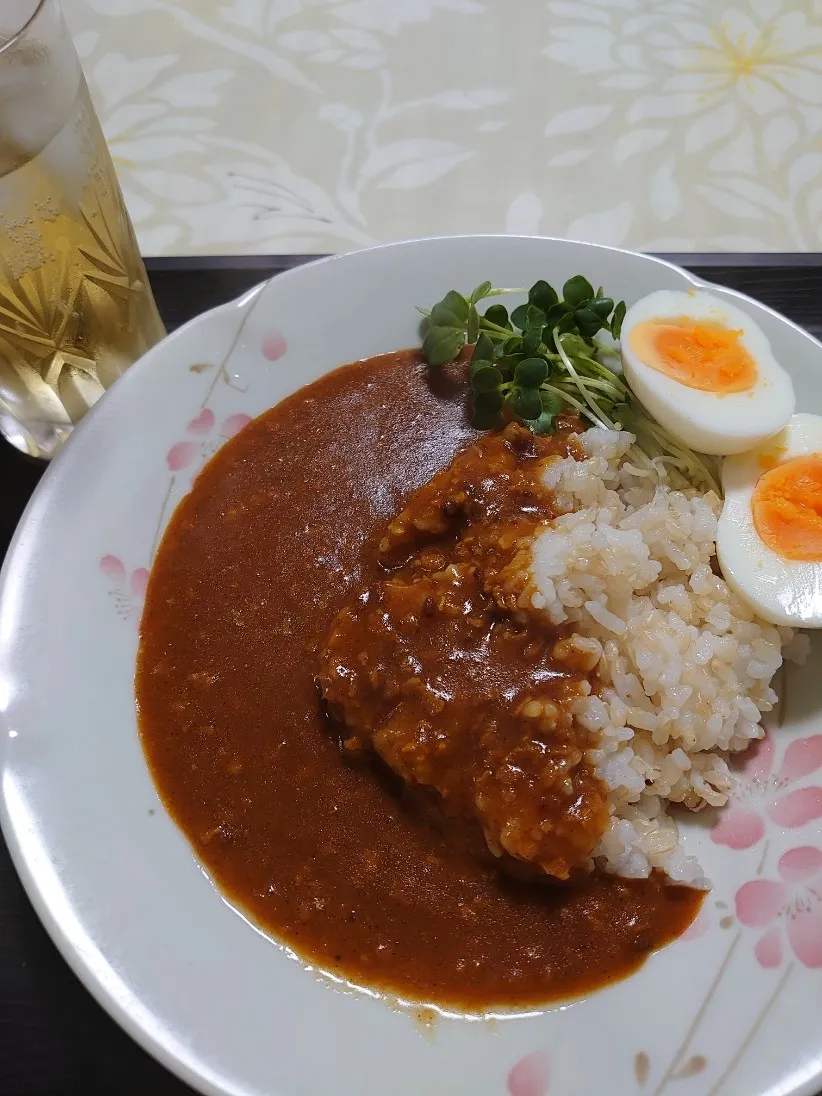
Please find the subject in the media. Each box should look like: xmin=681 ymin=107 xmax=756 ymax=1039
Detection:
xmin=718 ymin=414 xmax=822 ymax=627
xmin=620 ymin=290 xmax=794 ymax=455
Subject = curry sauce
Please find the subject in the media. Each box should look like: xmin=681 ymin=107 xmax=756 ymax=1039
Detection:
xmin=318 ymin=422 xmax=611 ymax=882
xmin=137 ymin=350 xmax=702 ymax=1009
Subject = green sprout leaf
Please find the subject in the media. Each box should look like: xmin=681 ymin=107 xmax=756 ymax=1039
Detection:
xmin=590 ymin=297 xmax=614 ymax=319
xmin=472 ymin=388 xmax=504 ymax=429
xmin=611 ymin=300 xmax=626 ymax=339
xmin=515 ymin=357 xmax=548 ymax=388
xmin=416 ymin=276 xmax=717 ymax=494
xmin=525 ymin=304 xmax=547 ymax=329
xmin=509 ymin=386 xmax=542 ymax=420
xmin=430 ymin=290 xmax=469 ymax=328
xmin=471 ymin=365 xmax=504 ymax=393
xmin=575 ymin=307 xmax=605 ymax=339
xmin=528 ymin=279 xmax=559 ymax=312
xmin=539 ymin=389 xmax=565 ymax=415
xmin=422 ymin=289 xmax=472 ymax=365
xmin=474 ymin=388 xmax=504 ymax=414
xmin=523 ymin=410 xmax=557 ymax=436
xmin=472 ymin=408 xmax=501 ymax=430
xmin=467 ymin=305 xmax=480 ymax=344
xmin=483 ymin=304 xmax=511 ymax=330
xmin=522 ymin=327 xmax=543 ymax=356
xmin=563 ymin=274 xmax=594 ymax=308
xmin=496 ymin=355 xmax=519 ymax=380
xmin=510 ymin=303 xmax=529 ymax=331
xmin=472 ymin=331 xmax=495 ymax=364
xmin=423 ymin=326 xmax=466 ymax=366
xmin=470 ymin=280 xmax=493 ymax=304
xmin=544 ymin=302 xmax=570 ymax=328
xmin=559 ymin=332 xmax=590 ymax=359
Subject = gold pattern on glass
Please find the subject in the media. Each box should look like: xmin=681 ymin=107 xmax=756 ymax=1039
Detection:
xmin=0 ymin=43 xmax=164 ymax=458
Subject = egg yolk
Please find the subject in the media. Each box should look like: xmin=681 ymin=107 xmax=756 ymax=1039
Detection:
xmin=629 ymin=317 xmax=758 ymax=394
xmin=753 ymin=454 xmax=822 ymax=562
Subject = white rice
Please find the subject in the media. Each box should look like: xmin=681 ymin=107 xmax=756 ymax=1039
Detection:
xmin=522 ymin=429 xmax=810 ymax=887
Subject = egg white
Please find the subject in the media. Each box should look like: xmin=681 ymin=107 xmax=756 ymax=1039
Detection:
xmin=717 ymin=414 xmax=822 ymax=627
xmin=620 ymin=290 xmax=795 ymax=456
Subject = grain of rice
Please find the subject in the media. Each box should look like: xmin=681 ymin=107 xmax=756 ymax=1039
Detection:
xmin=505 ymin=428 xmax=808 ymax=887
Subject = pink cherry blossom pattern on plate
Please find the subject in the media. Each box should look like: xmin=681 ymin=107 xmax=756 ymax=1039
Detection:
xmin=736 ymin=846 xmax=822 ymax=969
xmin=711 ymin=733 xmax=822 ymax=851
xmin=166 ymin=410 xmax=253 ymax=472
xmin=507 ymin=1050 xmax=550 ymax=1096
xmin=99 ymin=555 xmax=150 ymax=622
xmin=261 ymin=331 xmax=287 ymax=362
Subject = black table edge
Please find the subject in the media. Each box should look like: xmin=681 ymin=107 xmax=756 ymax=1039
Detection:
xmin=143 ymin=251 xmax=822 ymax=272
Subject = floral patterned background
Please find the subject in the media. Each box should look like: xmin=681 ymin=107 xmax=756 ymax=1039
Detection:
xmin=59 ymin=0 xmax=822 ymax=255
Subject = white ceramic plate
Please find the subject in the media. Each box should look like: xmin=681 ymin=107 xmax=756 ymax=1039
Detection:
xmin=2 ymin=237 xmax=822 ymax=1096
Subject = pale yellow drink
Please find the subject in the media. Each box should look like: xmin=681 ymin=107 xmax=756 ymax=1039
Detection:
xmin=0 ymin=2 xmax=165 ymax=458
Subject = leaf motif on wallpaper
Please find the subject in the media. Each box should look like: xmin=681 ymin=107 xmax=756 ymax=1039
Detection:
xmin=717 ymin=177 xmax=786 ymax=215
xmin=429 ymin=88 xmax=511 ymax=110
xmin=278 ymin=30 xmax=330 ymax=51
xmin=93 ymin=52 xmax=177 ymax=111
xmin=751 ymin=0 xmax=783 ymax=18
xmin=267 ymin=0 xmax=305 ymax=32
xmin=330 ymin=26 xmax=384 ymax=66
xmin=622 ymin=13 xmax=667 ymax=37
xmin=378 ymin=153 xmax=473 ymax=189
xmin=789 ymin=154 xmax=822 ymax=197
xmin=684 ymin=101 xmax=736 ymax=153
xmin=548 ymin=149 xmax=592 ymax=167
xmin=140 ymin=116 xmax=215 ymax=135
xmin=329 ymin=0 xmax=484 ymax=36
xmin=218 ymin=0 xmax=305 ymax=35
xmin=543 ymin=25 xmax=616 ymax=74
xmin=763 ymin=115 xmax=799 ymax=168
xmin=218 ymin=0 xmax=269 ymax=33
xmin=317 ymin=101 xmax=363 ymax=132
xmin=800 ymin=106 xmax=822 ymax=135
xmin=505 ymin=191 xmax=543 ymax=234
xmin=700 ymin=177 xmax=787 ymax=232
xmin=153 ymin=70 xmax=234 ymax=108
xmin=696 ymin=184 xmax=774 ymax=222
xmin=84 ymin=0 xmax=316 ymax=91
xmin=544 ymin=103 xmax=612 ymax=136
xmin=567 ymin=201 xmax=633 ymax=247
xmin=82 ymin=0 xmax=147 ymax=14
xmin=277 ymin=27 xmax=383 ymax=68
xmin=132 ymin=170 xmax=218 ymax=204
xmin=112 ymin=135 xmax=207 ymax=164
xmin=74 ymin=30 xmax=101 ymax=58
xmin=103 ymin=102 xmax=167 ymax=143
xmin=358 ymin=139 xmax=471 ymax=188
xmin=332 ymin=27 xmax=382 ymax=50
xmin=181 ymin=149 xmax=375 ymax=250
xmin=628 ymin=93 xmax=702 ymax=123
xmin=707 ymin=126 xmax=756 ymax=174
xmin=613 ymin=127 xmax=666 ymax=166
xmin=649 ymin=156 xmax=681 ymax=222
xmin=600 ymin=72 xmax=653 ymax=90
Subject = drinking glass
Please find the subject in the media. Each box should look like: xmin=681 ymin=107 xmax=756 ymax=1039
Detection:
xmin=0 ymin=0 xmax=165 ymax=459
